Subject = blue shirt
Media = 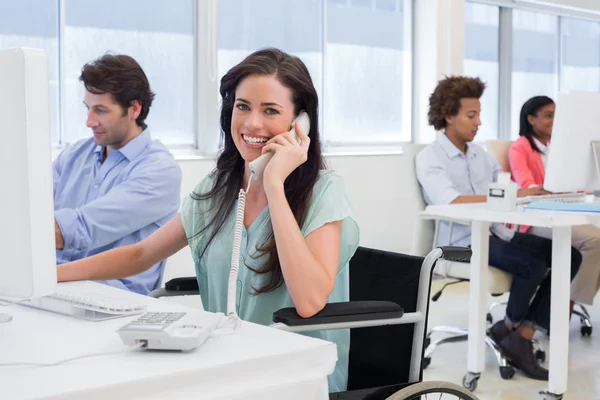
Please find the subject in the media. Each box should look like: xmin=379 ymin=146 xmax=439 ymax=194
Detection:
xmin=181 ymin=171 xmax=360 ymax=393
xmin=53 ymin=129 xmax=182 ymax=294
xmin=415 ymin=133 xmax=514 ymax=246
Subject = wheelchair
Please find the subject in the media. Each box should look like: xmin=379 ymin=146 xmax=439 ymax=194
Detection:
xmin=151 ymin=246 xmax=480 ymax=400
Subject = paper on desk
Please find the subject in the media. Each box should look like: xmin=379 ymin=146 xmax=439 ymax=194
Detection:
xmin=525 ymin=202 xmax=600 ymax=213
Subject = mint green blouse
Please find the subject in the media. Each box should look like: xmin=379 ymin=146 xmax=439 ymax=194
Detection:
xmin=180 ymin=170 xmax=359 ymax=392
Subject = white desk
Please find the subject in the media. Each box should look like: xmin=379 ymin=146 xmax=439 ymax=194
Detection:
xmin=422 ymin=203 xmax=598 ymax=398
xmin=0 ymin=281 xmax=337 ymax=400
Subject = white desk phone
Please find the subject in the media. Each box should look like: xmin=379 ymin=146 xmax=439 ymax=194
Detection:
xmin=117 ymin=311 xmax=220 ymax=351
xmin=117 ymin=112 xmax=311 ymax=351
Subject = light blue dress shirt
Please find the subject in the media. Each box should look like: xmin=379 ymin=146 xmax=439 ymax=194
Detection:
xmin=181 ymin=171 xmax=360 ymax=393
xmin=53 ymin=129 xmax=182 ymax=295
xmin=415 ymin=133 xmax=514 ymax=246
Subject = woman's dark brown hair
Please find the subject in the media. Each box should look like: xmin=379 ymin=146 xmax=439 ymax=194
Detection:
xmin=518 ymin=96 xmax=555 ymax=153
xmin=428 ymin=76 xmax=486 ymax=130
xmin=79 ymin=54 xmax=155 ymax=129
xmin=192 ymin=47 xmax=325 ymax=294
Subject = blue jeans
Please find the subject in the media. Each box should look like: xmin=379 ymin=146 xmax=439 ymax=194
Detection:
xmin=488 ymin=232 xmax=582 ymax=333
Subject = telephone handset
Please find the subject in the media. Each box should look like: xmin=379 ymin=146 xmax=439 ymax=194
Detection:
xmin=226 ymin=112 xmax=311 ymax=329
xmin=248 ymin=111 xmax=311 ymax=180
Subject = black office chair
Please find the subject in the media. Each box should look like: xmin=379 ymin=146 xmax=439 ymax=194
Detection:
xmin=150 ymin=246 xmax=481 ymax=399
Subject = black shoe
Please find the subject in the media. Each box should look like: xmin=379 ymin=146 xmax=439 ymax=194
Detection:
xmin=499 ymin=331 xmax=549 ymax=381
xmin=488 ymin=320 xmax=510 ymax=344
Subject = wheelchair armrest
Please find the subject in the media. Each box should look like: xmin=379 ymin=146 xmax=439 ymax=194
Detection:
xmin=148 ymin=277 xmax=199 ymax=298
xmin=165 ymin=277 xmax=199 ymax=292
xmin=438 ymin=246 xmax=472 ymax=263
xmin=272 ymin=301 xmax=403 ymax=326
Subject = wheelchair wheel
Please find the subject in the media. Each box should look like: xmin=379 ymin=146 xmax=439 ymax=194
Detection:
xmin=387 ymin=380 xmax=480 ymax=400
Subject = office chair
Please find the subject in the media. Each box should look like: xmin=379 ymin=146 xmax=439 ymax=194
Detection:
xmin=487 ymin=140 xmax=593 ymax=337
xmin=150 ymin=246 xmax=480 ymax=399
xmin=486 ymin=140 xmax=512 ymax=174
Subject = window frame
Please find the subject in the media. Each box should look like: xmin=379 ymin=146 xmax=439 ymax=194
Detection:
xmin=46 ymin=0 xmax=200 ymax=153
xmin=320 ymin=0 xmax=414 ymax=151
xmin=45 ymin=0 xmax=414 ymax=156
xmin=467 ymin=0 xmax=600 ymax=140
xmin=10 ymin=0 xmax=600 ymax=152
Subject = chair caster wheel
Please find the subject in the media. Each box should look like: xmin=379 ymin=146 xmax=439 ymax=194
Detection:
xmin=462 ymin=372 xmax=480 ymax=392
xmin=539 ymin=391 xmax=563 ymax=400
xmin=422 ymin=357 xmax=431 ymax=369
xmin=499 ymin=365 xmax=515 ymax=380
xmin=535 ymin=350 xmax=546 ymax=363
xmin=581 ymin=325 xmax=592 ymax=336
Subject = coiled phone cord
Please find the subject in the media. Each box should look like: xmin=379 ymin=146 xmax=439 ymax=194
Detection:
xmin=227 ymin=178 xmax=252 ymax=329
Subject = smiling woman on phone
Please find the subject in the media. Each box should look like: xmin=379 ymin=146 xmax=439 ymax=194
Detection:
xmin=57 ymin=47 xmax=360 ymax=393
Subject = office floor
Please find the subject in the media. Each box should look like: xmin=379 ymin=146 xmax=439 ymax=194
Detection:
xmin=424 ymin=278 xmax=600 ymax=400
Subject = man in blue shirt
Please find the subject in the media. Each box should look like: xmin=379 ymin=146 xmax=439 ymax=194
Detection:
xmin=53 ymin=54 xmax=182 ymax=295
xmin=416 ymin=76 xmax=582 ymax=381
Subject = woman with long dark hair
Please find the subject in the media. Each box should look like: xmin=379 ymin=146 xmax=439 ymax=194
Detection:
xmin=57 ymin=48 xmax=359 ymax=392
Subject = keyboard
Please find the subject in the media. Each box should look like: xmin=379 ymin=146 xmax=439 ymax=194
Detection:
xmin=21 ymin=289 xmax=147 ymax=321
xmin=517 ymin=192 xmax=588 ymax=205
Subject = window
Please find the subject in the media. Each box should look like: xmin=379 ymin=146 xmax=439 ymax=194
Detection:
xmin=465 ymin=1 xmax=600 ymax=141
xmin=561 ymin=17 xmax=600 ymax=92
xmin=3 ymin=0 xmax=412 ymax=151
xmin=325 ymin=0 xmax=411 ymax=145
xmin=463 ymin=2 xmax=500 ymax=141
xmin=0 ymin=0 xmax=194 ymax=148
xmin=0 ymin=0 xmax=59 ymax=144
xmin=217 ymin=0 xmax=412 ymax=147
xmin=63 ymin=0 xmax=195 ymax=147
xmin=511 ymin=9 xmax=558 ymax=138
xmin=217 ymin=0 xmax=323 ymax=109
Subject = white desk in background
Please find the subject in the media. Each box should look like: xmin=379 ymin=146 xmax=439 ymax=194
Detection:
xmin=0 ymin=281 xmax=336 ymax=400
xmin=421 ymin=202 xmax=599 ymax=399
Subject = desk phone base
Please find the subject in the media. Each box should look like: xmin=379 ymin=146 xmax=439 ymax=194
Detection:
xmin=117 ymin=311 xmax=212 ymax=351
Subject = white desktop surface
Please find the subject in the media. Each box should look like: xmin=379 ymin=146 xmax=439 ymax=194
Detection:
xmin=0 ymin=281 xmax=337 ymax=400
xmin=422 ymin=202 xmax=600 ymax=398
xmin=425 ymin=202 xmax=597 ymax=227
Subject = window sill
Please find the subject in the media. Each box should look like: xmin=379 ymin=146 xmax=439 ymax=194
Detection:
xmin=323 ymin=145 xmax=405 ymax=157
xmin=52 ymin=144 xmax=409 ymax=163
xmin=171 ymin=147 xmax=407 ymax=161
xmin=171 ymin=149 xmax=216 ymax=161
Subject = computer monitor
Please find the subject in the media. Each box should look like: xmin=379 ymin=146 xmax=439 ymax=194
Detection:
xmin=0 ymin=48 xmax=57 ymax=322
xmin=544 ymin=91 xmax=600 ymax=193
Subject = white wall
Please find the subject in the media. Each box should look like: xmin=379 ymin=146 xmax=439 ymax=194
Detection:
xmin=163 ymin=152 xmax=424 ymax=282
